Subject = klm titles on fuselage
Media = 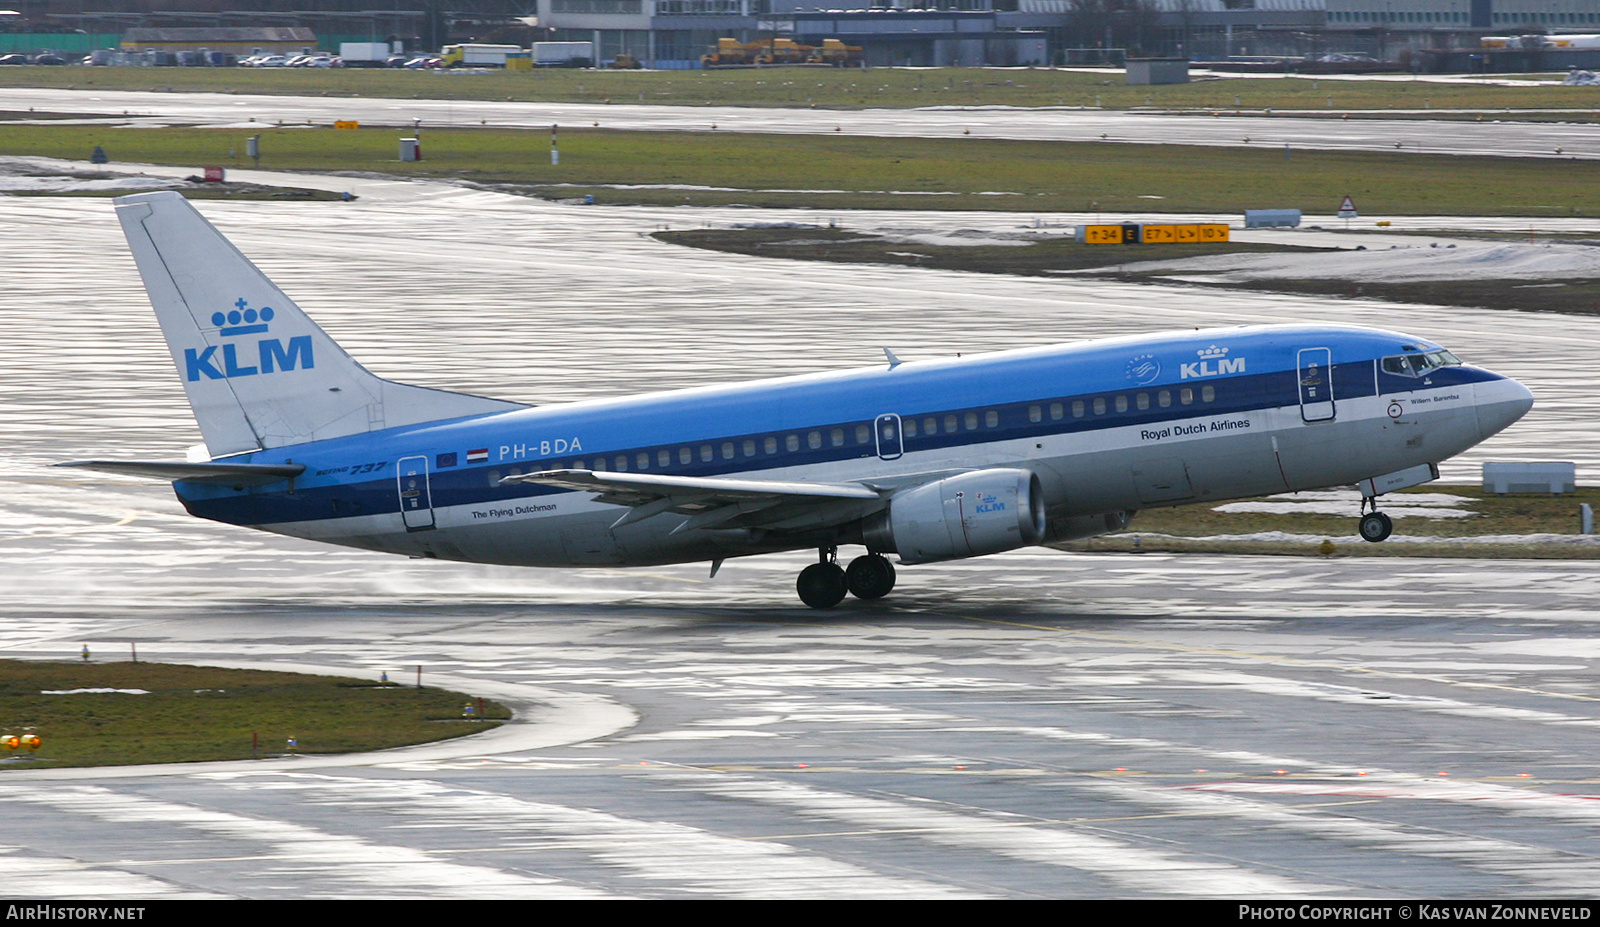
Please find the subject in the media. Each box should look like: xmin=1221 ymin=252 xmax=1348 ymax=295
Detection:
xmin=184 ymin=299 xmax=313 ymax=382
xmin=1180 ymin=346 xmax=1244 ymax=380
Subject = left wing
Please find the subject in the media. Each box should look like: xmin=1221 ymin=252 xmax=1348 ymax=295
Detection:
xmin=501 ymin=469 xmax=884 ymax=533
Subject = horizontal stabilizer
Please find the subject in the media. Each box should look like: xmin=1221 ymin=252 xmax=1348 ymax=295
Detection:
xmin=56 ymin=460 xmax=306 ymax=486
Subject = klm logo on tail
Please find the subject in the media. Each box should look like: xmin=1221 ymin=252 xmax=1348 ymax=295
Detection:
xmin=185 ymin=299 xmax=314 ymax=382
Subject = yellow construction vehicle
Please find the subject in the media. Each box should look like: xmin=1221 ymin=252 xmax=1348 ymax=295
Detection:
xmin=810 ymin=38 xmax=864 ymax=66
xmin=753 ymin=37 xmax=814 ymax=65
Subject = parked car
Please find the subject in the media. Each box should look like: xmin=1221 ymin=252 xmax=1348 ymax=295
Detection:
xmin=0 ymin=54 xmax=29 ymax=65
xmin=33 ymin=54 xmax=65 ymax=65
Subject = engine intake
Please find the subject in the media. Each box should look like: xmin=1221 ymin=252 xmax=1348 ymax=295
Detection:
xmin=865 ymin=468 xmax=1046 ymax=564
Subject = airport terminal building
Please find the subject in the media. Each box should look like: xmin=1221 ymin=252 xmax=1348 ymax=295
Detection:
xmin=537 ymin=0 xmax=1600 ymax=69
xmin=8 ymin=0 xmax=1600 ymax=69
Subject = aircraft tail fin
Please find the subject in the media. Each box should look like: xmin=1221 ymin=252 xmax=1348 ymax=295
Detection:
xmin=113 ymin=191 xmax=524 ymax=458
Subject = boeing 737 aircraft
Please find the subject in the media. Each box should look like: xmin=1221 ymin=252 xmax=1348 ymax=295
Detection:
xmin=64 ymin=192 xmax=1534 ymax=608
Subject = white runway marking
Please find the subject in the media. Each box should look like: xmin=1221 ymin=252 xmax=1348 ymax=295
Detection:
xmin=655 ymin=771 xmax=1337 ymax=896
xmin=209 ymin=772 xmax=983 ymax=899
xmin=0 ymin=783 xmax=611 ymax=899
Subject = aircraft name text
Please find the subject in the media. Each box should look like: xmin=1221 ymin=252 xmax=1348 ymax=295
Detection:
xmin=471 ymin=503 xmax=558 ymax=520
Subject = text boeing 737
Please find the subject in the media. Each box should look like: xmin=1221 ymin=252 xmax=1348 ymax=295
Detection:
xmin=63 ymin=192 xmax=1534 ymax=608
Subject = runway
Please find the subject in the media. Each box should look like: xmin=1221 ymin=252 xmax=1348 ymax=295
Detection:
xmin=3 ymin=170 xmax=1600 ymax=898
xmin=7 ymin=85 xmax=1600 ymax=159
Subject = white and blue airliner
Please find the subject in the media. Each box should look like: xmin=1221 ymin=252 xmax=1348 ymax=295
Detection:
xmin=64 ymin=192 xmax=1535 ymax=608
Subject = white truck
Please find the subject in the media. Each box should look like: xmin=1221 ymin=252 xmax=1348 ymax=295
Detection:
xmin=531 ymin=42 xmax=594 ymax=67
xmin=339 ymin=42 xmax=393 ymax=67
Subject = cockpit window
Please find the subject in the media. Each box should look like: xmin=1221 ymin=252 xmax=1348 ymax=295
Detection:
xmin=1382 ymin=350 xmax=1461 ymax=377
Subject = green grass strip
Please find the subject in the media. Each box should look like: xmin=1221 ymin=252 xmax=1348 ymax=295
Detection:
xmin=0 ymin=660 xmax=508 ymax=768
xmin=6 ymin=124 xmax=1600 ymax=216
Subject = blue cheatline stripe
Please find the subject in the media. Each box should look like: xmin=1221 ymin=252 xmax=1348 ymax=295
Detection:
xmin=177 ymin=360 xmax=1499 ymax=528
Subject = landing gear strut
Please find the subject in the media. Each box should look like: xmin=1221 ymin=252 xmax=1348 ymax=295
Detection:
xmin=1358 ymin=496 xmax=1393 ymax=543
xmin=796 ymin=549 xmax=898 ymax=609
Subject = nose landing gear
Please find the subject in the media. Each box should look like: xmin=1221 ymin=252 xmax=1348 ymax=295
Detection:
xmin=1358 ymin=497 xmax=1393 ymax=543
xmin=796 ymin=548 xmax=898 ymax=608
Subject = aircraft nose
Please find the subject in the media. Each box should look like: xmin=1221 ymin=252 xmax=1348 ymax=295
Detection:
xmin=1476 ymin=374 xmax=1534 ymax=440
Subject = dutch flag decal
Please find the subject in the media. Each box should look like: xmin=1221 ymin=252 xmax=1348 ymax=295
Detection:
xmin=467 ymin=448 xmax=489 ymax=463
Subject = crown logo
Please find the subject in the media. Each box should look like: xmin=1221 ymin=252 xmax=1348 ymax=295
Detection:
xmin=1197 ymin=345 xmax=1229 ymax=359
xmin=212 ymin=298 xmax=275 ymax=337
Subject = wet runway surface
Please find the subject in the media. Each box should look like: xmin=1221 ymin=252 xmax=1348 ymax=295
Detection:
xmin=8 ymin=86 xmax=1600 ymax=159
xmin=3 ymin=174 xmax=1600 ymax=897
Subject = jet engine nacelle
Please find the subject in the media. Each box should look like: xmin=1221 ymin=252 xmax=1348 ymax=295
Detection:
xmin=865 ymin=468 xmax=1046 ymax=564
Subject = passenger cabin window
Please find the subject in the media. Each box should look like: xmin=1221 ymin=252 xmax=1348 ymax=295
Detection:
xmin=1114 ymin=395 xmax=1128 ymax=414
xmin=1093 ymin=397 xmax=1106 ymax=415
xmin=700 ymin=445 xmax=714 ymax=463
xmin=1028 ymin=405 xmax=1042 ymax=424
xmin=808 ymin=431 xmax=822 ymax=450
xmin=964 ymin=412 xmax=978 ymax=431
xmin=743 ymin=439 xmax=756 ymax=458
xmin=856 ymin=424 xmax=871 ymax=444
xmin=904 ymin=419 xmax=918 ymax=438
xmin=765 ymin=436 xmax=778 ymax=455
xmin=659 ymin=450 xmax=671 ymax=468
xmin=680 ymin=447 xmax=693 ymax=465
xmin=786 ymin=435 xmax=800 ymax=452
xmin=1202 ymin=385 xmax=1216 ymax=402
xmin=985 ymin=410 xmax=999 ymax=428
xmin=1070 ymin=400 xmax=1083 ymax=419
xmin=1136 ymin=392 xmax=1150 ymax=411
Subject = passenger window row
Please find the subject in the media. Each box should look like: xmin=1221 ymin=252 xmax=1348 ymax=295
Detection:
xmin=484 ymin=384 xmax=1222 ymax=487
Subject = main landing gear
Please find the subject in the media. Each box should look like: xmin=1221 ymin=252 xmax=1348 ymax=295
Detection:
xmin=1358 ymin=496 xmax=1393 ymax=543
xmin=796 ymin=547 xmax=897 ymax=609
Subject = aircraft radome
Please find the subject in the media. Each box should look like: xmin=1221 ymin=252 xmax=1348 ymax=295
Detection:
xmin=62 ymin=192 xmax=1534 ymax=608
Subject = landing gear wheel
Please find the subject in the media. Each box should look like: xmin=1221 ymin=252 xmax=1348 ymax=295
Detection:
xmin=1358 ymin=511 xmax=1393 ymax=543
xmin=797 ymin=562 xmax=848 ymax=609
xmin=845 ymin=554 xmax=896 ymax=600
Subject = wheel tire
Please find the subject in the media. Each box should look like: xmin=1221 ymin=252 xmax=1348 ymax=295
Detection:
xmin=845 ymin=554 xmax=896 ymax=600
xmin=797 ymin=562 xmax=848 ymax=609
xmin=1358 ymin=511 xmax=1394 ymax=543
